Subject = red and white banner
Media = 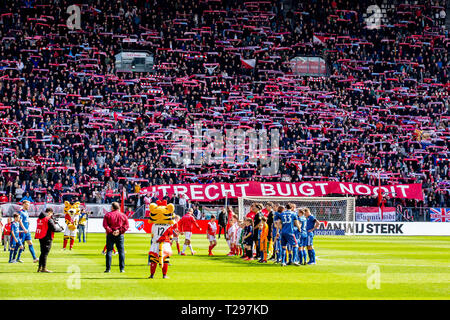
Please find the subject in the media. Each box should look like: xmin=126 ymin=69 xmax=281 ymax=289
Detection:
xmin=313 ymin=34 xmax=327 ymax=44
xmin=240 ymin=58 xmax=256 ymax=69
xmin=356 ymin=207 xmax=396 ymax=222
xmin=141 ymin=182 xmax=423 ymax=201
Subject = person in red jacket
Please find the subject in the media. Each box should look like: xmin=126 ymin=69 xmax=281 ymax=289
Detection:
xmin=3 ymin=217 xmax=11 ymax=251
xmin=102 ymin=202 xmax=129 ymax=273
xmin=35 ymin=208 xmax=64 ymax=272
xmin=207 ymin=215 xmax=217 ymax=256
xmin=179 ymin=208 xmax=201 ymax=255
xmin=0 ymin=193 xmax=8 ymax=204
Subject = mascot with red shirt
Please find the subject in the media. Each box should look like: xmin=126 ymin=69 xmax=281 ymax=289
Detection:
xmin=63 ymin=201 xmax=80 ymax=250
xmin=147 ymin=200 xmax=176 ymax=279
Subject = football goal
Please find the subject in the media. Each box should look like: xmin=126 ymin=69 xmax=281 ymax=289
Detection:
xmin=237 ymin=196 xmax=356 ymax=235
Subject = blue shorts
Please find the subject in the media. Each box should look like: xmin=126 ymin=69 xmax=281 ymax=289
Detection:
xmin=280 ymin=232 xmax=298 ymax=247
xmin=10 ymin=235 xmax=22 ymax=248
xmin=294 ymin=231 xmax=300 ymax=242
xmin=20 ymin=232 xmax=32 ymax=242
xmin=307 ymin=232 xmax=314 ymax=247
xmin=300 ymin=235 xmax=308 ymax=247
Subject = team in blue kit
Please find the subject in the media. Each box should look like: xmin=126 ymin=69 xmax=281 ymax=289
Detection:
xmin=271 ymin=203 xmax=319 ymax=266
xmin=274 ymin=203 xmax=301 ymax=266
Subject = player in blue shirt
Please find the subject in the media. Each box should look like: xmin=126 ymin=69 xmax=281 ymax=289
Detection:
xmin=297 ymin=208 xmax=308 ymax=265
xmin=305 ymin=208 xmax=320 ymax=264
xmin=271 ymin=217 xmax=281 ymax=263
xmin=9 ymin=213 xmax=24 ymax=263
xmin=18 ymin=201 xmax=38 ymax=263
xmin=293 ymin=216 xmax=300 ymax=264
xmin=289 ymin=204 xmax=300 ymax=265
xmin=274 ymin=203 xmax=301 ymax=266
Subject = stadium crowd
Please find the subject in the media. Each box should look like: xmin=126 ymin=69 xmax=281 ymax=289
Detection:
xmin=0 ymin=0 xmax=448 ymax=214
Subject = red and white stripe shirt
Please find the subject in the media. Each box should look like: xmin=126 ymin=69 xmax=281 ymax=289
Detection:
xmin=207 ymin=221 xmax=217 ymax=236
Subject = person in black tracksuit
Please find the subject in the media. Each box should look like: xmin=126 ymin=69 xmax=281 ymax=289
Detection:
xmin=266 ymin=205 xmax=275 ymax=260
xmin=252 ymin=205 xmax=263 ymax=258
xmin=218 ymin=208 xmax=228 ymax=239
xmin=37 ymin=208 xmax=64 ymax=272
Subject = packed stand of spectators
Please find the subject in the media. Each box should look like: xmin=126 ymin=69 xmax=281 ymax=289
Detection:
xmin=0 ymin=0 xmax=448 ymax=213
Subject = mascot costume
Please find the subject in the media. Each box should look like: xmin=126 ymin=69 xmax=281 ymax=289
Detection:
xmin=147 ymin=200 xmax=175 ymax=279
xmin=63 ymin=201 xmax=80 ymax=250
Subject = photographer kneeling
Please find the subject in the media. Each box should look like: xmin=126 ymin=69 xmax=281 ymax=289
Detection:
xmin=35 ymin=208 xmax=64 ymax=273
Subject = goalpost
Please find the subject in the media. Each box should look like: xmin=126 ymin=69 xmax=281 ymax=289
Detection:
xmin=237 ymin=196 xmax=356 ymax=235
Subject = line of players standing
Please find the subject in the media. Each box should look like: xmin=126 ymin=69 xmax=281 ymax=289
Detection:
xmin=213 ymin=202 xmax=320 ymax=266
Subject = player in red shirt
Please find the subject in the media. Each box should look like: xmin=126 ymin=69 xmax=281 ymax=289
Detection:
xmin=207 ymin=215 xmax=217 ymax=256
xmin=171 ymin=215 xmax=181 ymax=254
xmin=226 ymin=207 xmax=234 ymax=231
xmin=179 ymin=208 xmax=202 ymax=255
xmin=261 ymin=202 xmax=273 ymax=218
xmin=246 ymin=203 xmax=258 ymax=220
xmin=227 ymin=215 xmax=239 ymax=256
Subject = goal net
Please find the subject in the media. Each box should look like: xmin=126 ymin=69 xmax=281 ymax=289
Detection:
xmin=238 ymin=196 xmax=356 ymax=235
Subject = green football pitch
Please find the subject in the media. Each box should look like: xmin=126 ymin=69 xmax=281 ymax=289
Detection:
xmin=0 ymin=233 xmax=448 ymax=300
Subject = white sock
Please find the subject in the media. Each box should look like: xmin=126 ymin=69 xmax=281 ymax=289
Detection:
xmin=182 ymin=244 xmax=187 ymax=253
xmin=189 ymin=245 xmax=193 ymax=253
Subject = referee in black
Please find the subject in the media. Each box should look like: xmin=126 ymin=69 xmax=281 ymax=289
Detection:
xmin=35 ymin=208 xmax=64 ymax=273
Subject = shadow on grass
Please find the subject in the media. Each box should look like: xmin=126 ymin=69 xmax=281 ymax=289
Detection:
xmin=0 ymin=271 xmax=68 ymax=274
xmin=83 ymin=277 xmax=150 ymax=280
xmin=193 ymin=254 xmax=286 ymax=268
